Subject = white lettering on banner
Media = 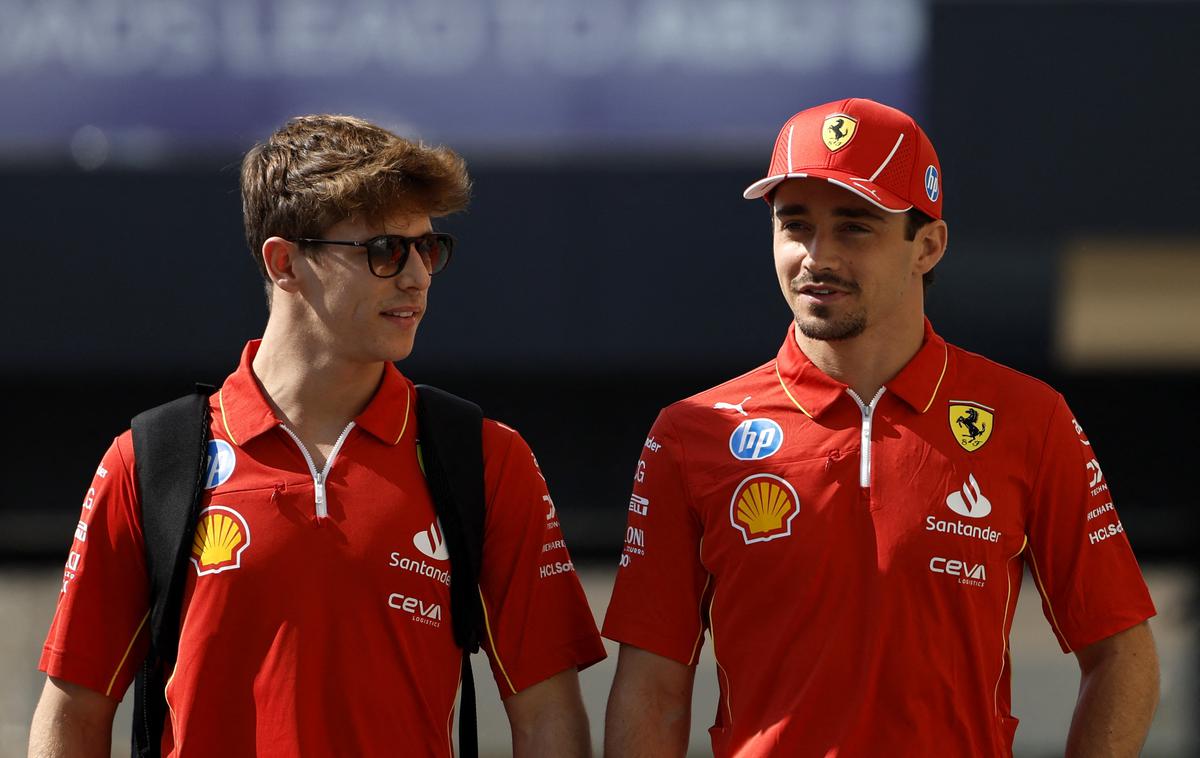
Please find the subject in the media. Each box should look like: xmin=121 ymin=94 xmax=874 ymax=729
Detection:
xmin=1086 ymin=458 xmax=1103 ymax=488
xmin=539 ymin=560 xmax=575 ymax=579
xmin=924 ymin=515 xmax=1001 ymax=543
xmin=628 ymin=494 xmax=649 ymax=517
xmin=387 ymin=593 xmax=443 ymax=625
xmin=388 ymin=552 xmax=451 ymax=586
xmin=1088 ymin=520 xmax=1125 ymax=546
xmin=0 ymin=1 xmax=923 ymax=77
xmin=82 ymin=488 xmax=96 ymax=510
xmin=1086 ymin=502 xmax=1115 ymax=522
xmin=618 ymin=554 xmax=631 ymax=568
xmin=542 ymin=538 xmax=566 ymax=553
xmin=74 ymin=521 xmax=88 ymax=543
xmin=96 ymin=464 xmax=108 ymax=478
xmin=929 ymin=556 xmax=986 ymax=587
xmin=634 ymin=460 xmax=646 ymax=483
xmin=543 ymin=494 xmax=558 ymax=529
xmin=66 ymin=551 xmax=81 ymax=571
xmin=644 ymin=436 xmax=661 ymax=453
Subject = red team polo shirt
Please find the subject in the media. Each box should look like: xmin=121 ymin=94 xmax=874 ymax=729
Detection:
xmin=42 ymin=341 xmax=605 ymax=757
xmin=603 ymin=320 xmax=1155 ymax=757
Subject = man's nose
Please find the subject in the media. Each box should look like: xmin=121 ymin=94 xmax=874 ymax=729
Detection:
xmin=803 ymin=228 xmax=840 ymax=269
xmin=396 ymin=244 xmax=432 ymax=289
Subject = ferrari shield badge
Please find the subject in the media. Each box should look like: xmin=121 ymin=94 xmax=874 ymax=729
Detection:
xmin=822 ymin=114 xmax=858 ymax=152
xmin=949 ymin=401 xmax=994 ymax=452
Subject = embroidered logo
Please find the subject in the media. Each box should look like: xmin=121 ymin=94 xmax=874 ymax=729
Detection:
xmin=191 ymin=506 xmax=251 ymax=575
xmin=949 ymin=401 xmax=994 ymax=452
xmin=729 ymin=474 xmax=800 ymax=544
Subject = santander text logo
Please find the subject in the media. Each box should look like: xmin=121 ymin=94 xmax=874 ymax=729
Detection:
xmin=945 ymin=474 xmax=992 ymax=519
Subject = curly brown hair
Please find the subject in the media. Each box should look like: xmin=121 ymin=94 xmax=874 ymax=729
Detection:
xmin=240 ymin=114 xmax=471 ymax=303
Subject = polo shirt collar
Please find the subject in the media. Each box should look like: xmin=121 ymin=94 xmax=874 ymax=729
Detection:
xmin=217 ymin=340 xmax=414 ymax=447
xmin=774 ymin=318 xmax=949 ymax=418
xmin=885 ymin=318 xmax=950 ymax=414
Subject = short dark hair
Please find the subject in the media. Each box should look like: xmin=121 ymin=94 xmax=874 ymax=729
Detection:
xmin=904 ymin=208 xmax=936 ymax=292
xmin=241 ymin=114 xmax=472 ymax=304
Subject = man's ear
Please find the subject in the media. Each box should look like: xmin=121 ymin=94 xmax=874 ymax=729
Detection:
xmin=262 ymin=237 xmax=302 ymax=295
xmin=914 ymin=219 xmax=949 ymax=279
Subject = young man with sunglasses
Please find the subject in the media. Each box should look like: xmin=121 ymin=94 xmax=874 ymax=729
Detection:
xmin=602 ymin=99 xmax=1159 ymax=756
xmin=30 ymin=114 xmax=605 ymax=757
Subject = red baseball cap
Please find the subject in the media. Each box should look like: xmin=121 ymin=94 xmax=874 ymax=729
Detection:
xmin=743 ymin=98 xmax=943 ymax=219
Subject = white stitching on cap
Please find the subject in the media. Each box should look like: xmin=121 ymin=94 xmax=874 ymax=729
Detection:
xmin=868 ymin=134 xmax=905 ymax=181
xmin=786 ymin=125 xmax=795 ymax=173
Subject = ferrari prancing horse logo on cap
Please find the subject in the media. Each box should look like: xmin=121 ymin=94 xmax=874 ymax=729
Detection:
xmin=949 ymin=401 xmax=994 ymax=452
xmin=822 ymin=114 xmax=858 ymax=152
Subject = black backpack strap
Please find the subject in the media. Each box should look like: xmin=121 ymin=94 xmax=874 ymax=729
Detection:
xmin=415 ymin=384 xmax=486 ymax=758
xmin=129 ymin=384 xmax=214 ymax=758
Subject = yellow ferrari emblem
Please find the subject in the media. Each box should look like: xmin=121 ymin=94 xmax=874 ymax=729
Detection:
xmin=822 ymin=114 xmax=858 ymax=152
xmin=949 ymin=402 xmax=994 ymax=452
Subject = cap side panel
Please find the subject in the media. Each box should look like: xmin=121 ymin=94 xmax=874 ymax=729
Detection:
xmin=868 ymin=134 xmax=906 ymax=182
xmin=875 ymin=136 xmax=916 ymax=196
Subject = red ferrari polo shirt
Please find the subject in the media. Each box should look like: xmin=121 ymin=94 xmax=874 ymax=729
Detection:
xmin=42 ymin=341 xmax=605 ymax=757
xmin=603 ymin=320 xmax=1155 ymax=757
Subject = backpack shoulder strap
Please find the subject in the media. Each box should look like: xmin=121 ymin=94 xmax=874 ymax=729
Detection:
xmin=414 ymin=384 xmax=486 ymax=650
xmin=415 ymin=383 xmax=486 ymax=758
xmin=129 ymin=384 xmax=213 ymax=757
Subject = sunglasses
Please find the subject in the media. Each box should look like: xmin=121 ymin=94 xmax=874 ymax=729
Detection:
xmin=293 ymin=233 xmax=455 ymax=277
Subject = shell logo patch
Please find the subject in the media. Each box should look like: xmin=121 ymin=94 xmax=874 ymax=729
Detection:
xmin=949 ymin=401 xmax=994 ymax=452
xmin=729 ymin=473 xmax=800 ymax=544
xmin=822 ymin=114 xmax=858 ymax=152
xmin=191 ymin=506 xmax=251 ymax=576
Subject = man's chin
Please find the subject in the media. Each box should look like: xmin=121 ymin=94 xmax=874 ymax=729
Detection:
xmin=795 ymin=313 xmax=867 ymax=342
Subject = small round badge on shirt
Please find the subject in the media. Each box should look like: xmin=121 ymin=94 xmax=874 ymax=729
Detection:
xmin=729 ymin=419 xmax=784 ymax=461
xmin=204 ymin=439 xmax=236 ymax=489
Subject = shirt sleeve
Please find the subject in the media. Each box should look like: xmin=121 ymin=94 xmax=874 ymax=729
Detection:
xmin=476 ymin=420 xmax=606 ymax=697
xmin=601 ymin=409 xmax=710 ymax=665
xmin=1025 ymin=395 xmax=1156 ymax=652
xmin=39 ymin=432 xmax=151 ymax=699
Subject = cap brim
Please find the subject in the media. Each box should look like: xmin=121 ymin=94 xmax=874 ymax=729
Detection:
xmin=743 ymin=170 xmax=912 ymax=214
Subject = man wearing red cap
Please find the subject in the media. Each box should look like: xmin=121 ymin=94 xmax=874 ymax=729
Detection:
xmin=602 ymin=99 xmax=1159 ymax=756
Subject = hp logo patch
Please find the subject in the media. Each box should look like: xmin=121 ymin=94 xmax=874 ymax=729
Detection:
xmin=204 ymin=439 xmax=236 ymax=489
xmin=729 ymin=419 xmax=784 ymax=461
xmin=924 ymin=165 xmax=940 ymax=202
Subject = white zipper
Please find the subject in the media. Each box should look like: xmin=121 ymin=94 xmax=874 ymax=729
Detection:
xmin=279 ymin=422 xmax=355 ymax=519
xmin=846 ymin=387 xmax=886 ymax=488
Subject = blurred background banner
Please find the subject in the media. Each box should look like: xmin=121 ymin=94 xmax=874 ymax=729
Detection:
xmin=0 ymin=0 xmax=924 ymax=154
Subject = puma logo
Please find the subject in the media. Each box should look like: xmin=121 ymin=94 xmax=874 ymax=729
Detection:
xmin=713 ymin=396 xmax=751 ymax=416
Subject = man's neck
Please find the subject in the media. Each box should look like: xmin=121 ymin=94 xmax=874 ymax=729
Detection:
xmin=251 ymin=327 xmax=385 ymax=443
xmin=794 ymin=314 xmax=926 ymax=401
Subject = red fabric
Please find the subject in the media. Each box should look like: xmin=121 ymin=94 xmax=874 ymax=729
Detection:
xmin=42 ymin=341 xmax=605 ymax=757
xmin=603 ymin=321 xmax=1154 ymax=757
